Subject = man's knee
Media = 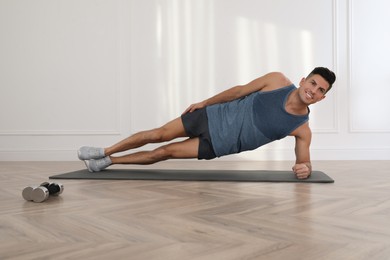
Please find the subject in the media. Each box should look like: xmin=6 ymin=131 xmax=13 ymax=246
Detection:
xmin=153 ymin=139 xmax=199 ymax=160
xmin=156 ymin=126 xmax=181 ymax=142
xmin=159 ymin=118 xmax=187 ymax=141
xmin=152 ymin=145 xmax=172 ymax=161
xmin=144 ymin=128 xmax=169 ymax=143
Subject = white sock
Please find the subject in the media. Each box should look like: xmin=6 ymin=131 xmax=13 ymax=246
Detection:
xmin=84 ymin=156 xmax=112 ymax=172
xmin=78 ymin=146 xmax=105 ymax=160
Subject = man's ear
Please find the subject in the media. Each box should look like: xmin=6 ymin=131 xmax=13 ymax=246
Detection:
xmin=299 ymin=77 xmax=306 ymax=86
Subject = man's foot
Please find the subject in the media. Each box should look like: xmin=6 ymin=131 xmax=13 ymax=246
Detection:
xmin=78 ymin=146 xmax=105 ymax=160
xmin=83 ymin=156 xmax=112 ymax=172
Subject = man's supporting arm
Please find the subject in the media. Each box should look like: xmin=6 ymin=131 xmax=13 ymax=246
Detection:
xmin=292 ymin=123 xmax=312 ymax=179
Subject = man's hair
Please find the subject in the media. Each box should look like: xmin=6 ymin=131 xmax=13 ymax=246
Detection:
xmin=308 ymin=67 xmax=336 ymax=93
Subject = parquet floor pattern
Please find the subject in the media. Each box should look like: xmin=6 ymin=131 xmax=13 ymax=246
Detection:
xmin=1 ymin=160 xmax=390 ymax=260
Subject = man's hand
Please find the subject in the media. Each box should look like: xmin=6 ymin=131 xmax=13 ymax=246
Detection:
xmin=292 ymin=163 xmax=311 ymax=179
xmin=182 ymin=101 xmax=206 ymax=115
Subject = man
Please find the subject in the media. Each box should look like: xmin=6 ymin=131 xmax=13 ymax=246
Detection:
xmin=78 ymin=67 xmax=336 ymax=179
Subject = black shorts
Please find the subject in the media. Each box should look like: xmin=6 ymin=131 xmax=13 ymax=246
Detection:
xmin=181 ymin=108 xmax=217 ymax=160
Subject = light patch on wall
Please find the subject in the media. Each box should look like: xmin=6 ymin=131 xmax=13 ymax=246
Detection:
xmin=155 ymin=0 xmax=217 ymax=122
xmin=156 ymin=3 xmax=163 ymax=58
xmin=301 ymin=30 xmax=314 ymax=73
xmin=236 ymin=18 xmax=280 ymax=82
xmin=236 ymin=17 xmax=254 ymax=83
xmin=165 ymin=0 xmax=181 ymax=118
xmin=263 ymin=23 xmax=279 ymax=72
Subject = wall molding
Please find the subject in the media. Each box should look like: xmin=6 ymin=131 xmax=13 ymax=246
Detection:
xmin=0 ymin=1 xmax=123 ymax=137
xmin=348 ymin=0 xmax=390 ymax=133
xmin=330 ymin=0 xmax=340 ymax=133
xmin=310 ymin=0 xmax=339 ymax=134
xmin=0 ymin=130 xmax=121 ymax=136
xmin=2 ymin=147 xmax=389 ymax=161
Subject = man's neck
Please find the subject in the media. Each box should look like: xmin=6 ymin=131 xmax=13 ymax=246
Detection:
xmin=285 ymin=89 xmax=309 ymax=115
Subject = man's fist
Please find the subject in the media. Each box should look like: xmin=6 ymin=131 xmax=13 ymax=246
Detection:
xmin=292 ymin=163 xmax=311 ymax=179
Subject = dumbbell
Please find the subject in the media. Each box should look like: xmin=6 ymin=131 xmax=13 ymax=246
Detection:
xmin=22 ymin=182 xmax=64 ymax=203
xmin=41 ymin=182 xmax=64 ymax=196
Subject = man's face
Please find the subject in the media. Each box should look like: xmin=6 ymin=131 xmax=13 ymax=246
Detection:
xmin=298 ymin=74 xmax=330 ymax=105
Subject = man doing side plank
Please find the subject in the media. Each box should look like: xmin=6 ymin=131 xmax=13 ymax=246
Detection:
xmin=78 ymin=67 xmax=336 ymax=179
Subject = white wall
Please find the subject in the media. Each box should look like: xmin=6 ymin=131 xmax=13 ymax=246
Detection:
xmin=0 ymin=0 xmax=389 ymax=161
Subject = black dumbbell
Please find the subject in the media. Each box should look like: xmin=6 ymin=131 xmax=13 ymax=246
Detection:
xmin=40 ymin=182 xmax=64 ymax=196
xmin=22 ymin=182 xmax=64 ymax=203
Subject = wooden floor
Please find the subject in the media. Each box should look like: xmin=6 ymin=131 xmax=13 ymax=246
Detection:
xmin=1 ymin=160 xmax=390 ymax=260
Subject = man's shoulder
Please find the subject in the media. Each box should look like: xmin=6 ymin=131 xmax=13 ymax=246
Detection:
xmin=262 ymin=72 xmax=293 ymax=91
xmin=290 ymin=122 xmax=312 ymax=138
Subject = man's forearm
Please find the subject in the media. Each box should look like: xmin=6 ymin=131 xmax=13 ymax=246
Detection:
xmin=200 ymin=73 xmax=275 ymax=107
xmin=202 ymin=85 xmax=242 ymax=106
xmin=182 ymin=85 xmax=243 ymax=114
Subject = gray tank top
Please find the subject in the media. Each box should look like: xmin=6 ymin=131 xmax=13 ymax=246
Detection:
xmin=206 ymin=85 xmax=309 ymax=157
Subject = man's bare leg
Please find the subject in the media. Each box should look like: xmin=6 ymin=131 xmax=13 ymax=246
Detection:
xmin=110 ymin=137 xmax=199 ymax=165
xmin=84 ymin=137 xmax=199 ymax=172
xmin=105 ymin=117 xmax=187 ymax=156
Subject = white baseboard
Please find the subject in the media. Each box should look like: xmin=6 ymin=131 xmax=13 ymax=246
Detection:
xmin=1 ymin=148 xmax=389 ymax=161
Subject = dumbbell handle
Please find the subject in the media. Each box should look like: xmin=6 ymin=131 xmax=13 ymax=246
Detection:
xmin=40 ymin=182 xmax=64 ymax=196
xmin=48 ymin=183 xmax=64 ymax=196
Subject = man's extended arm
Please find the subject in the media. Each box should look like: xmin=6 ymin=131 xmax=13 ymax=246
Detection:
xmin=292 ymin=123 xmax=312 ymax=179
xmin=183 ymin=72 xmax=290 ymax=114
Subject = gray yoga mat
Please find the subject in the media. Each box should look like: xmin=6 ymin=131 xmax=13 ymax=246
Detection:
xmin=49 ymin=169 xmax=334 ymax=183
